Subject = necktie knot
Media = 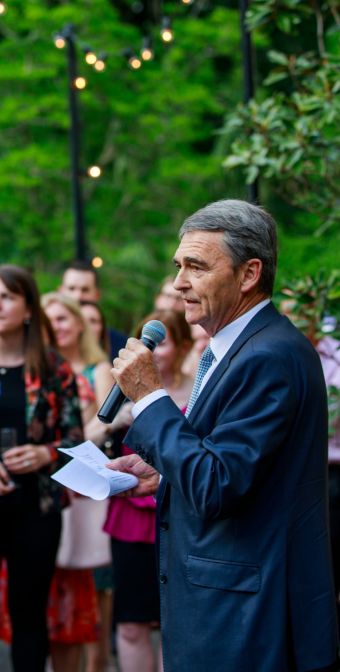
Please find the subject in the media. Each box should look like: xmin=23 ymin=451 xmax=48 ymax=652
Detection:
xmin=185 ymin=345 xmax=215 ymax=417
xmin=199 ymin=345 xmax=215 ymax=368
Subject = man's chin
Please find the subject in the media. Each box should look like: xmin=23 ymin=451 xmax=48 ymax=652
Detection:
xmin=184 ymin=309 xmax=201 ymax=326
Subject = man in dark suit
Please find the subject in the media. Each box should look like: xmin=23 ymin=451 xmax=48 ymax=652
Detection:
xmin=107 ymin=200 xmax=339 ymax=671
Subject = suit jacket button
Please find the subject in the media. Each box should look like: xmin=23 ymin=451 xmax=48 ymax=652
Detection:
xmin=160 ymin=521 xmax=169 ymax=531
xmin=159 ymin=574 xmax=167 ymax=584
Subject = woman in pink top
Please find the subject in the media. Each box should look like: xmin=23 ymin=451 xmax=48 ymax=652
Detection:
xmin=104 ymin=309 xmax=193 ymax=672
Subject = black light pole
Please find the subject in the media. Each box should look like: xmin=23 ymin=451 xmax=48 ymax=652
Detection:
xmin=62 ymin=24 xmax=86 ymax=260
xmin=239 ymin=0 xmax=259 ymax=203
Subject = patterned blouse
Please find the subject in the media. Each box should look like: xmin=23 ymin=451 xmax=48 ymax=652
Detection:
xmin=25 ymin=348 xmax=83 ymax=513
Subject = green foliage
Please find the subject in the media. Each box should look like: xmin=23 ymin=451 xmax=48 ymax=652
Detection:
xmin=0 ymin=0 xmax=338 ymax=332
xmin=274 ymin=268 xmax=340 ymax=440
xmin=0 ymin=0 xmax=245 ymax=329
xmin=327 ymin=386 xmax=340 ymax=440
xmin=274 ymin=269 xmax=340 ymax=339
xmin=221 ymin=0 xmax=340 ymax=237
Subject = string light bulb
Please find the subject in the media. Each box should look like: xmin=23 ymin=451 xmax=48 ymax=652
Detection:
xmin=141 ymin=37 xmax=153 ymax=61
xmin=92 ymin=256 xmax=103 ymax=268
xmin=129 ymin=55 xmax=142 ymax=70
xmin=54 ymin=34 xmax=66 ymax=49
xmin=85 ymin=50 xmax=97 ymax=65
xmin=94 ymin=58 xmax=106 ymax=71
xmin=122 ymin=48 xmax=142 ymax=70
xmin=181 ymin=0 xmax=194 ymax=4
xmin=0 ymin=2 xmax=7 ymax=15
xmin=87 ymin=165 xmax=101 ymax=178
xmin=74 ymin=76 xmax=87 ymax=90
xmin=160 ymin=17 xmax=174 ymax=43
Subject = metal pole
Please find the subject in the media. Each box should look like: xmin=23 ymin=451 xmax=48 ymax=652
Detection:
xmin=239 ymin=0 xmax=259 ymax=203
xmin=64 ymin=25 xmax=86 ymax=259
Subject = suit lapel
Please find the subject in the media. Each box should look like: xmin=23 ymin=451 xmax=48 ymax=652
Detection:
xmin=187 ymin=302 xmax=281 ymax=424
xmin=157 ymin=304 xmax=282 ymax=507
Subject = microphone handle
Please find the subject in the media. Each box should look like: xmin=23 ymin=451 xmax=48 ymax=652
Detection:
xmin=97 ymin=337 xmax=155 ymax=424
xmin=97 ymin=385 xmax=127 ymax=424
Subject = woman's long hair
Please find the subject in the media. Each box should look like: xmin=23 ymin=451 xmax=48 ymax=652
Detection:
xmin=0 ymin=264 xmax=48 ymax=380
xmin=79 ymin=300 xmax=110 ymax=355
xmin=41 ymin=292 xmax=108 ymax=367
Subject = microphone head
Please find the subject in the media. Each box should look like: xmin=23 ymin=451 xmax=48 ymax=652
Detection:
xmin=141 ymin=320 xmax=166 ymax=346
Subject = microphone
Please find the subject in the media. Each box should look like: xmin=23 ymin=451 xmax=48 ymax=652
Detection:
xmin=97 ymin=319 xmax=166 ymax=424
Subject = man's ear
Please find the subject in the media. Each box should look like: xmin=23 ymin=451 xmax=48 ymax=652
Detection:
xmin=240 ymin=259 xmax=263 ymax=293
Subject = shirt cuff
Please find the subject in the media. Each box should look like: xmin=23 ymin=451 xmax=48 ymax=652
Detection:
xmin=132 ymin=389 xmax=169 ymax=419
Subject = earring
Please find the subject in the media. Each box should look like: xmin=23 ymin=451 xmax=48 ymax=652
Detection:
xmin=23 ymin=318 xmax=31 ymax=326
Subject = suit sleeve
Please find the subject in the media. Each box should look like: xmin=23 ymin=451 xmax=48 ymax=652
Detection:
xmin=125 ymin=349 xmax=299 ymax=519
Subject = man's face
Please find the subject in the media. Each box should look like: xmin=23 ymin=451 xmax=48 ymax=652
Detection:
xmin=173 ymin=231 xmax=245 ymax=336
xmin=60 ymin=269 xmax=99 ymax=302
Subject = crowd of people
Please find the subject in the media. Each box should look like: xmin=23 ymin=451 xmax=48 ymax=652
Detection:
xmin=0 ymin=260 xmax=198 ymax=672
xmin=0 ymin=198 xmax=339 ymax=672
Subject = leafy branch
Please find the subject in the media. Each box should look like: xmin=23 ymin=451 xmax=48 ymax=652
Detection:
xmin=221 ymin=0 xmax=340 ymax=232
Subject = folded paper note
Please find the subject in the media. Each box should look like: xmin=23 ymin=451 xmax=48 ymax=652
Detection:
xmin=51 ymin=440 xmax=138 ymax=500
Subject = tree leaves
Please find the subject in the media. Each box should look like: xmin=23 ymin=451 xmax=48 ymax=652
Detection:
xmin=222 ymin=2 xmax=340 ymax=234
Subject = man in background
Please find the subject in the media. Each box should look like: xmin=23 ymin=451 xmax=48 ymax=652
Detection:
xmin=60 ymin=260 xmax=126 ymax=359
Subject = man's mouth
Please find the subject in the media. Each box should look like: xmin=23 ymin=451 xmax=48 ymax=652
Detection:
xmin=183 ymin=297 xmax=199 ymax=304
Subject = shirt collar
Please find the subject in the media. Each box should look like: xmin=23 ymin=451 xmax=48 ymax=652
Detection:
xmin=210 ymin=299 xmax=271 ymax=363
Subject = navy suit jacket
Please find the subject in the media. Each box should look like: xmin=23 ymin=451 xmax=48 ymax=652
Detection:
xmin=125 ymin=303 xmax=338 ymax=672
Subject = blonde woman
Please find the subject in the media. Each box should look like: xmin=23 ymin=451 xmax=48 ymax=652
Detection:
xmin=42 ymin=293 xmax=114 ymax=672
xmin=42 ymin=292 xmax=112 ymax=436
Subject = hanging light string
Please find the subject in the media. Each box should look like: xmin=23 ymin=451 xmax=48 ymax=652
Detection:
xmin=52 ymin=0 xmax=197 ymax=75
xmin=49 ymin=0 xmax=195 ymax=176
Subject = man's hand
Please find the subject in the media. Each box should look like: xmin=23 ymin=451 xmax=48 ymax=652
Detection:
xmin=106 ymin=454 xmax=160 ymax=497
xmin=111 ymin=338 xmax=163 ymax=403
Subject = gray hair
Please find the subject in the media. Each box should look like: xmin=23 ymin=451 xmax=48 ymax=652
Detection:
xmin=179 ymin=199 xmax=277 ymax=295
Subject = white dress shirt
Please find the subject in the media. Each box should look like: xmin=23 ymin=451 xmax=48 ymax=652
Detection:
xmin=132 ymin=299 xmax=270 ymax=419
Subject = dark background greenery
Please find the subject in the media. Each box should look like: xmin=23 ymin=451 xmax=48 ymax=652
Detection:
xmin=0 ymin=0 xmax=338 ymax=332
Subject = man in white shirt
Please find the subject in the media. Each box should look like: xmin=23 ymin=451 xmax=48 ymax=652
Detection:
xmin=107 ymin=199 xmax=338 ymax=672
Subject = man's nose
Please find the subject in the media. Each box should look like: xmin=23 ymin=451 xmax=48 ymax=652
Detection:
xmin=173 ymin=269 xmax=190 ymax=291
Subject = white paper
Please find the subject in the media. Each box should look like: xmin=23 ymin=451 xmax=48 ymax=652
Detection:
xmin=51 ymin=440 xmax=138 ymax=500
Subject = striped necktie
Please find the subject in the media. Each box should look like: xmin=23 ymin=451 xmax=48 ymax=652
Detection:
xmin=185 ymin=345 xmax=215 ymax=417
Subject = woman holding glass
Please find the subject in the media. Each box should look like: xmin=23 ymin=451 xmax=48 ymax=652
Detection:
xmin=0 ymin=264 xmax=83 ymax=672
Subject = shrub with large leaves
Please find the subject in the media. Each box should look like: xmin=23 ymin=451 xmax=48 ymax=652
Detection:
xmin=221 ymin=0 xmax=340 ymax=234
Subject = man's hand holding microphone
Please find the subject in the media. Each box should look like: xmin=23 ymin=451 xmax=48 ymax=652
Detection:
xmin=98 ymin=320 xmax=166 ymax=496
